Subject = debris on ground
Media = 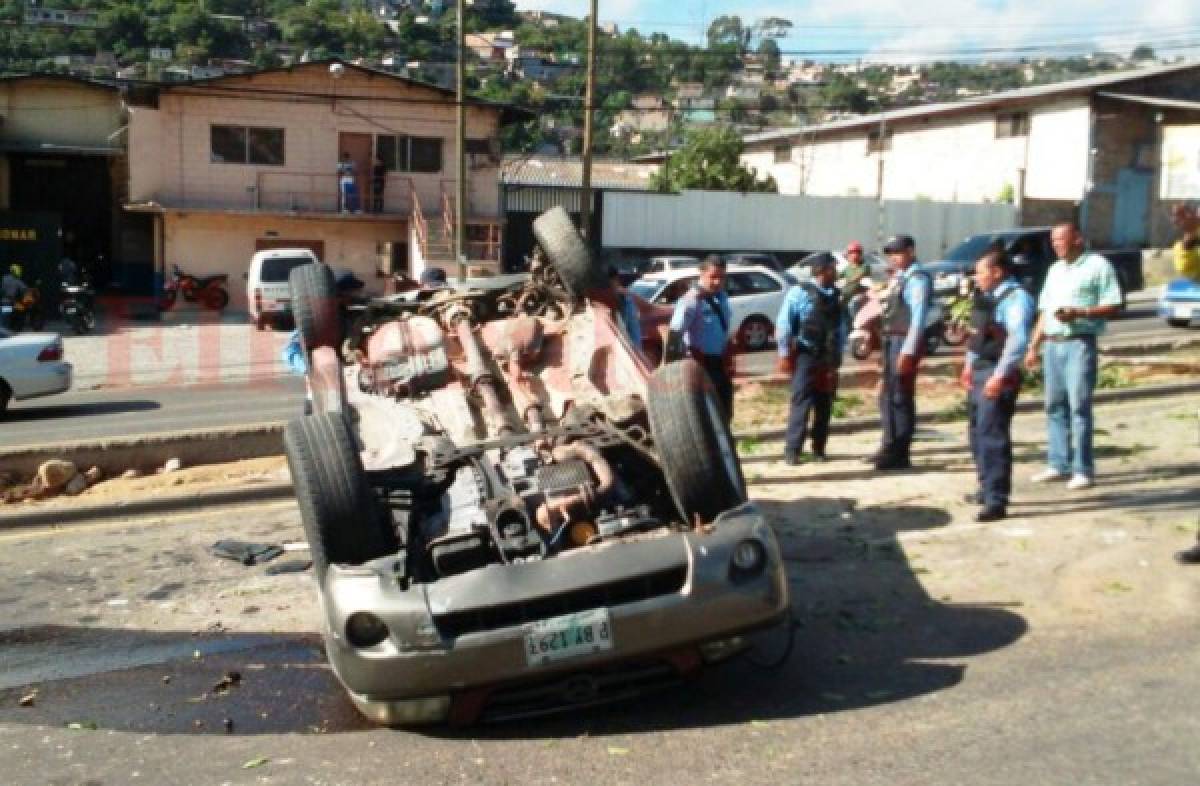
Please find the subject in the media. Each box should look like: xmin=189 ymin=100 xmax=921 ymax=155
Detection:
xmin=18 ymin=690 xmax=37 ymax=707
xmin=265 ymin=559 xmax=312 ymax=575
xmin=160 ymin=458 xmax=183 ymax=474
xmin=211 ymin=671 xmax=242 ymax=695
xmin=210 ymin=540 xmax=284 ymax=566
xmin=36 ymin=459 xmax=77 ymax=491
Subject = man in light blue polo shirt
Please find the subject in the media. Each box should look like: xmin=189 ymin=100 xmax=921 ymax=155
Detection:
xmin=1023 ymin=222 xmax=1122 ymax=489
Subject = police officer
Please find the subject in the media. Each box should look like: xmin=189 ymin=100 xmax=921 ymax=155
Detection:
xmin=665 ymin=255 xmax=734 ymax=420
xmin=959 ymin=250 xmax=1034 ymax=521
xmin=775 ymin=252 xmax=845 ymax=464
xmin=872 ymin=234 xmax=932 ymax=470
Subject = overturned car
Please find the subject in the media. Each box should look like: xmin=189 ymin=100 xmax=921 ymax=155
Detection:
xmin=284 ymin=207 xmax=788 ymax=725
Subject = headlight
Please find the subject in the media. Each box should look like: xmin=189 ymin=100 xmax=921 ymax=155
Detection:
xmin=345 ymin=612 xmax=390 ymax=648
xmin=730 ymin=539 xmax=766 ymax=577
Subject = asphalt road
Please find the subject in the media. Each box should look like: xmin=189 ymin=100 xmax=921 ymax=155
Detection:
xmin=1 ymin=301 xmax=1186 ymax=448
xmin=2 ymin=394 xmax=1198 ymax=785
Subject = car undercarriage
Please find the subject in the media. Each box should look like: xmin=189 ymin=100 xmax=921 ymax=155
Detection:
xmin=283 ymin=207 xmax=789 ymax=725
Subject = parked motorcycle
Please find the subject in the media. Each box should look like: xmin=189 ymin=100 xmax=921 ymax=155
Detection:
xmin=59 ymin=281 xmax=96 ymax=334
xmin=3 ymin=283 xmax=46 ymax=332
xmin=940 ymin=277 xmax=975 ymax=347
xmin=848 ymin=284 xmax=945 ymax=361
xmin=160 ymin=264 xmax=230 ymax=311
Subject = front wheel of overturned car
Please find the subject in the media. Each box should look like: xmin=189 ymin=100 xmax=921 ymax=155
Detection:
xmin=531 ymin=206 xmax=607 ymax=299
xmin=289 ymin=262 xmax=340 ymax=351
xmin=646 ymin=359 xmax=748 ymax=524
xmin=284 ymin=411 xmax=398 ymax=582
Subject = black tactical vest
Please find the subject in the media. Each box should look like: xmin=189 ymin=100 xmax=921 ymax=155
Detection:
xmin=797 ymin=282 xmax=841 ymax=361
xmin=882 ymin=270 xmax=931 ymax=335
xmin=968 ymin=286 xmax=1017 ymax=366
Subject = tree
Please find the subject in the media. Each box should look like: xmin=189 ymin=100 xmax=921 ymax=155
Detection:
xmin=1131 ymin=44 xmax=1156 ymax=61
xmin=706 ymin=15 xmax=749 ymax=53
xmin=649 ymin=126 xmax=776 ymax=194
xmin=758 ymin=38 xmax=781 ymax=76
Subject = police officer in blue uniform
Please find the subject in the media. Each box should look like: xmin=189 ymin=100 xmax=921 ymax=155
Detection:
xmin=665 ymin=255 xmax=735 ymax=420
xmin=775 ymin=252 xmax=846 ymax=463
xmin=960 ymin=249 xmax=1034 ymax=521
xmin=872 ymin=234 xmax=932 ymax=470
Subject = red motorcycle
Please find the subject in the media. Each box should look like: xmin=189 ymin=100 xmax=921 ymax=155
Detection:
xmin=159 ymin=264 xmax=230 ymax=311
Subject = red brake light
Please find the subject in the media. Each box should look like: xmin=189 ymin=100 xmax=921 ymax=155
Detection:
xmin=37 ymin=343 xmax=63 ymax=362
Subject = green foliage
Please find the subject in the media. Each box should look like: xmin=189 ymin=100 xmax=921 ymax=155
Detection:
xmin=996 ymin=182 xmax=1015 ymax=204
xmin=649 ymin=127 xmax=777 ymax=193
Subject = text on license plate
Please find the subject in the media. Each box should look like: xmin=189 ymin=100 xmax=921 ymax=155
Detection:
xmin=524 ymin=608 xmax=613 ymax=666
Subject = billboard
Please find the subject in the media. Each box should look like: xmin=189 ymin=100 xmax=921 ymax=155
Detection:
xmin=1161 ymin=125 xmax=1200 ymax=199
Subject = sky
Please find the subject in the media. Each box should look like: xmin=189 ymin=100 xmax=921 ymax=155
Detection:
xmin=513 ymin=0 xmax=1200 ymax=64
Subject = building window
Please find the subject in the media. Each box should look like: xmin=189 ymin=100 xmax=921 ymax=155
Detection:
xmin=773 ymin=144 xmax=791 ymax=163
xmin=376 ymin=134 xmax=443 ymax=173
xmin=210 ymin=125 xmax=285 ymax=165
xmin=866 ymin=128 xmax=892 ymax=154
xmin=995 ymin=111 xmax=1030 ymax=138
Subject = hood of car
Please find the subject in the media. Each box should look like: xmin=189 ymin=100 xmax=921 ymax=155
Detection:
xmin=1164 ymin=278 xmax=1200 ymax=300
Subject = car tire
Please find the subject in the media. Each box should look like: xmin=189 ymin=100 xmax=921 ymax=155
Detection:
xmin=203 ymin=288 xmax=230 ymax=311
xmin=924 ymin=329 xmax=941 ymax=357
xmin=738 ymin=316 xmax=772 ymax=351
xmin=646 ymin=359 xmax=748 ymax=524
xmin=0 ymin=381 xmax=10 ymax=419
xmin=1166 ymin=318 xmax=1190 ymax=328
xmin=290 ymin=263 xmax=340 ymax=351
xmin=942 ymin=320 xmax=970 ymax=346
xmin=531 ymin=206 xmax=607 ymax=298
xmin=849 ymin=334 xmax=872 ymax=361
xmin=284 ymin=411 xmax=398 ymax=582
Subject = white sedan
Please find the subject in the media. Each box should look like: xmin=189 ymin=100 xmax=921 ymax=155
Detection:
xmin=629 ymin=264 xmax=790 ymax=351
xmin=0 ymin=328 xmax=72 ymax=417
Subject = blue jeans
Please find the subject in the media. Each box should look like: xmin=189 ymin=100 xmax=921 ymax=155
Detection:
xmin=1042 ymin=336 xmax=1098 ymax=477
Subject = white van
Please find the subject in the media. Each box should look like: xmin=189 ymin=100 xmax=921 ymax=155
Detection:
xmin=246 ymin=248 xmax=320 ymax=329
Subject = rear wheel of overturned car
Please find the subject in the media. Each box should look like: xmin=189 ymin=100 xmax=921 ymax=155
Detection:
xmin=531 ymin=206 xmax=607 ymax=298
xmin=646 ymin=359 xmax=748 ymax=524
xmin=289 ymin=262 xmax=341 ymax=351
xmin=284 ymin=411 xmax=398 ymax=581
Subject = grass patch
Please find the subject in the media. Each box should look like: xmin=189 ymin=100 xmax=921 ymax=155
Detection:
xmin=1096 ymin=364 xmax=1132 ymax=390
xmin=833 ymin=392 xmax=864 ymax=419
xmin=931 ymin=397 xmax=971 ymax=423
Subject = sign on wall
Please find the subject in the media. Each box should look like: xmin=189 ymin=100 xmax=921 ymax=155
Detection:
xmin=1161 ymin=125 xmax=1200 ymax=199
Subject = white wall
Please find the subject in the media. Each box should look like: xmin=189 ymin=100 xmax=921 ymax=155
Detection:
xmin=1023 ymin=100 xmax=1091 ymax=200
xmin=744 ymin=98 xmax=1093 ymax=205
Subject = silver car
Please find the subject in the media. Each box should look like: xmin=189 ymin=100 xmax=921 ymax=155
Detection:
xmin=284 ymin=207 xmax=789 ymax=725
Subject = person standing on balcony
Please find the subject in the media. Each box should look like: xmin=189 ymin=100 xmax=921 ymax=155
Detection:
xmin=371 ymin=156 xmax=387 ymax=213
xmin=337 ymin=152 xmax=358 ymax=213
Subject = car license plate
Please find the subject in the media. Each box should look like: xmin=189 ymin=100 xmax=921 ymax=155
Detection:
xmin=524 ymin=608 xmax=613 ymax=667
xmin=1174 ymin=304 xmax=1195 ymax=321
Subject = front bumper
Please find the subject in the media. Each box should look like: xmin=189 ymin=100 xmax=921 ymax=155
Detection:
xmin=19 ymin=362 xmax=72 ymax=400
xmin=319 ymin=503 xmax=788 ymax=720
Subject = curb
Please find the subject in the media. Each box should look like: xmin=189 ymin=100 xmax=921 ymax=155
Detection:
xmin=0 ymin=481 xmax=295 ymax=531
xmin=3 ymin=379 xmax=1196 ymax=531
xmin=735 ymin=379 xmax=1200 ymax=441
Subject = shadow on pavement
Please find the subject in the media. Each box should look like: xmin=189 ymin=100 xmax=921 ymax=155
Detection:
xmin=4 ymin=399 xmax=161 ymax=421
xmin=431 ymin=497 xmax=1027 ymax=740
xmin=0 ymin=499 xmax=1026 ymax=738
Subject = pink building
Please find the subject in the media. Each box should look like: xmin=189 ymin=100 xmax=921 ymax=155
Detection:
xmin=125 ymin=59 xmax=525 ymax=307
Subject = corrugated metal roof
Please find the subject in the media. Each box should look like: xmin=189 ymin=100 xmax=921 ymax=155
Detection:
xmin=501 ymin=156 xmax=658 ymax=190
xmin=744 ymin=60 xmax=1200 ymax=147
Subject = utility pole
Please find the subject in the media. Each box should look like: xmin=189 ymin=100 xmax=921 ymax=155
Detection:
xmin=455 ymin=0 xmax=467 ymax=281
xmin=875 ymin=113 xmax=887 ymax=248
xmin=579 ymin=0 xmax=598 ymax=240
